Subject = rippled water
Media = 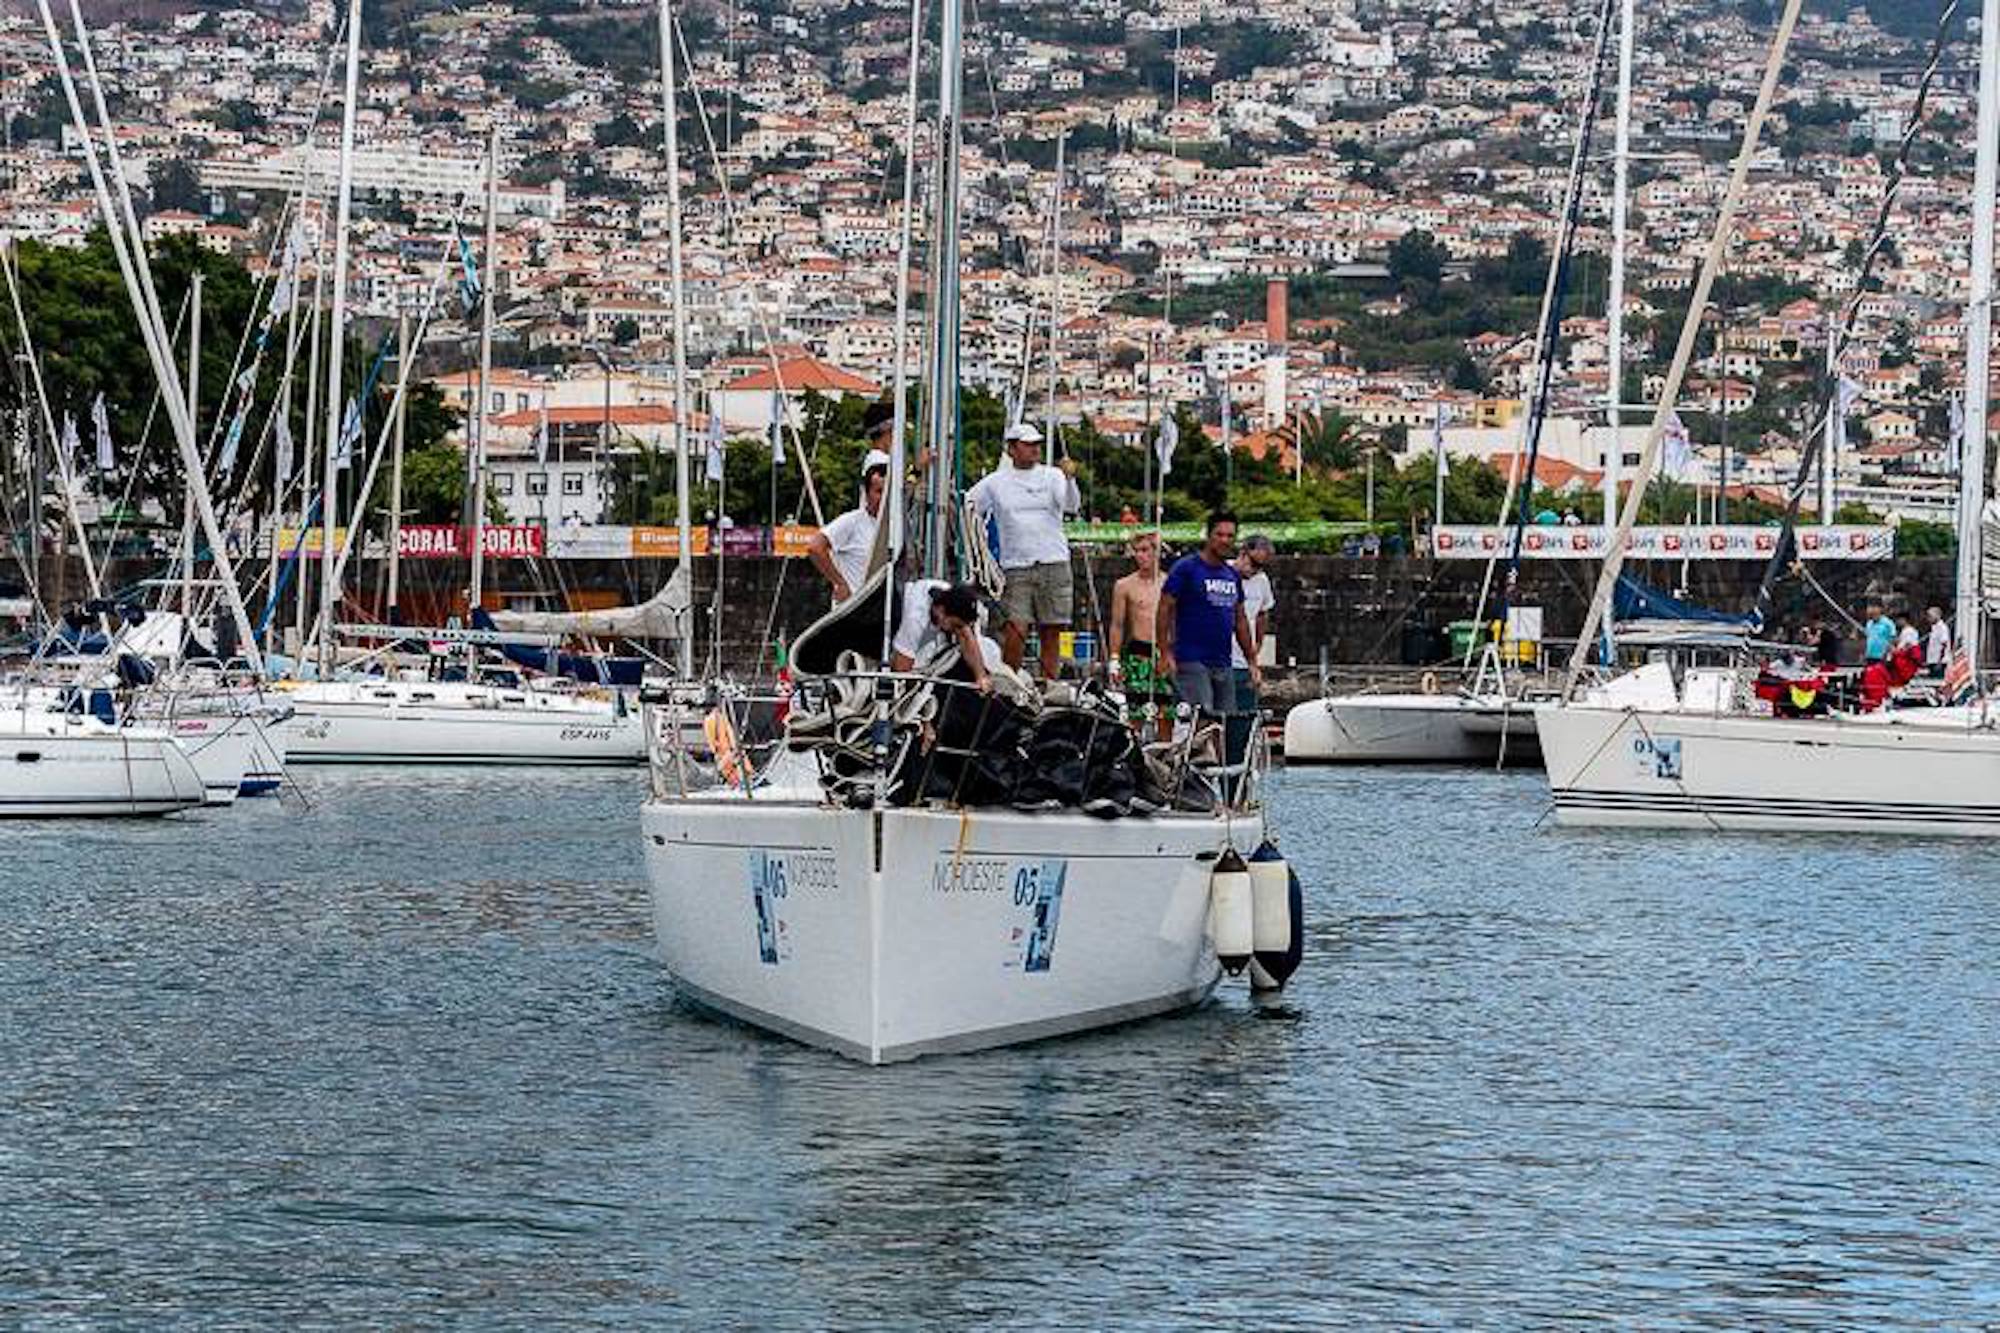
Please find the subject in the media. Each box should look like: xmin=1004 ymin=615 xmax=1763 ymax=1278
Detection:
xmin=2 ymin=764 xmax=1997 ymax=1327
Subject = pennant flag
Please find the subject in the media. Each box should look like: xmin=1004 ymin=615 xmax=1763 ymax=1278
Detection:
xmin=274 ymin=414 xmax=294 ymax=483
xmin=1950 ymin=395 xmax=1966 ymax=474
xmin=534 ymin=399 xmax=549 ymax=465
xmin=770 ymin=391 xmax=784 ymax=467
xmin=704 ymin=410 xmax=726 ymax=485
xmin=1662 ymin=410 xmax=1693 ymax=482
xmin=334 ymin=396 xmax=361 ymax=471
xmin=1432 ymin=401 xmax=1449 ymax=477
xmin=91 ymin=393 xmax=114 ymax=473
xmin=457 ymin=233 xmax=482 ymax=315
xmin=60 ymin=411 xmax=80 ymax=463
xmin=1943 ymin=647 xmax=1976 ymax=705
xmin=1155 ymin=409 xmax=1179 ymax=478
xmin=217 ymin=411 xmax=246 ymax=478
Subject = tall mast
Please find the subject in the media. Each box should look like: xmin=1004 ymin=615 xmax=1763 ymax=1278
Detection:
xmin=316 ymin=0 xmax=362 ymax=678
xmin=1604 ymin=0 xmax=1632 ymax=532
xmin=1959 ymin=0 xmax=2000 ymax=668
xmin=919 ymin=0 xmax=964 ymax=580
xmin=1045 ymin=127 xmax=1064 ymax=450
xmin=658 ymin=0 xmax=694 ymax=678
xmin=883 ymin=0 xmax=923 ymax=567
xmin=181 ymin=270 xmax=201 ymax=630
xmin=387 ymin=310 xmax=407 ymax=618
xmin=467 ymin=124 xmax=500 ymax=615
xmin=294 ymin=273 xmax=323 ymax=657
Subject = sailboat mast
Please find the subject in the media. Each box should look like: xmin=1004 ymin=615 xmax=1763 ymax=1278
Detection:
xmin=658 ymin=0 xmax=694 ymax=678
xmin=181 ymin=271 xmax=201 ymax=630
xmin=467 ymin=125 xmax=500 ymax=615
xmin=387 ymin=311 xmax=407 ymax=617
xmin=882 ymin=0 xmax=923 ymax=566
xmin=920 ymin=0 xmax=965 ymax=580
xmin=1959 ymin=0 xmax=2000 ymax=669
xmin=1045 ymin=127 xmax=1064 ymax=450
xmin=1604 ymin=0 xmax=1632 ymax=530
xmin=316 ymin=0 xmax=362 ymax=678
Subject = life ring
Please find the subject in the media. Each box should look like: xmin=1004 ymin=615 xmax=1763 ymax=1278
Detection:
xmin=703 ymin=707 xmax=745 ymax=787
xmin=1420 ymin=671 xmax=1440 ymax=695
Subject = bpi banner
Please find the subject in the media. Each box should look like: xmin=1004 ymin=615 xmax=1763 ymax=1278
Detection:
xmin=1431 ymin=524 xmax=1895 ymax=561
xmin=395 ymin=524 xmax=546 ymax=559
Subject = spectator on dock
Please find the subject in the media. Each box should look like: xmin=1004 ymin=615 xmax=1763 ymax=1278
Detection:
xmin=1926 ymin=606 xmax=1951 ymax=677
xmin=1816 ymin=619 xmax=1843 ymax=669
xmin=1896 ymin=613 xmax=1921 ymax=654
xmin=968 ymin=422 xmax=1081 ymax=680
xmin=1863 ymin=602 xmax=1896 ymax=663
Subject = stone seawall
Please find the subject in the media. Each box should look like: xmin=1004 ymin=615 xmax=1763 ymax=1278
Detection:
xmin=41 ymin=552 xmax=1951 ymax=676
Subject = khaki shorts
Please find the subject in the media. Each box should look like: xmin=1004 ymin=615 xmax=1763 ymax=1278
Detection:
xmin=999 ymin=559 xmax=1074 ymax=627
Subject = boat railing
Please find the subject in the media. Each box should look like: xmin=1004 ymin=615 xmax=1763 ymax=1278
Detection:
xmin=647 ymin=666 xmax=1267 ymax=817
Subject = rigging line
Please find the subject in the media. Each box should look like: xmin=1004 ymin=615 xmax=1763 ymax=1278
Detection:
xmin=93 ymin=288 xmax=192 ymax=581
xmin=1750 ymin=0 xmax=1965 ymax=629
xmin=1465 ymin=0 xmax=1617 ymax=665
xmin=1496 ymin=0 xmax=1619 ymax=630
xmin=670 ymin=14 xmax=826 ymax=526
xmin=1565 ymin=0 xmax=1806 ymax=688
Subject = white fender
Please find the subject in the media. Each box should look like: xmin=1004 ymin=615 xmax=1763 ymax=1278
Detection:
xmin=1248 ymin=840 xmax=1303 ymax=992
xmin=1207 ymin=846 xmax=1254 ymax=975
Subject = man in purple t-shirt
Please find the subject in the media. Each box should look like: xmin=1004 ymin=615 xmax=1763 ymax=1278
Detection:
xmin=1154 ymin=511 xmax=1262 ymax=716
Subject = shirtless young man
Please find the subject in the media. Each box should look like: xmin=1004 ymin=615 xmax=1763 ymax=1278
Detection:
xmin=1107 ymin=530 xmax=1174 ymax=738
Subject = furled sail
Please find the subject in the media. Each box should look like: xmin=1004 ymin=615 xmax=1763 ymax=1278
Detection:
xmin=488 ymin=565 xmax=690 ymax=640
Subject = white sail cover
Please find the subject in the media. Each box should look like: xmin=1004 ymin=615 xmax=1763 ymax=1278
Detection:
xmin=489 ymin=567 xmax=689 ymax=640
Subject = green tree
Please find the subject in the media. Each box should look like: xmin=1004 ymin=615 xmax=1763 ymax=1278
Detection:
xmin=147 ymin=159 xmax=206 ymax=215
xmin=1387 ymin=229 xmax=1449 ymax=292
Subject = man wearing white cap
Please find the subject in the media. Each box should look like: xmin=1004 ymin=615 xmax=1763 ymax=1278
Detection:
xmin=968 ymin=421 xmax=1080 ymax=680
xmin=807 ymin=447 xmax=892 ymax=603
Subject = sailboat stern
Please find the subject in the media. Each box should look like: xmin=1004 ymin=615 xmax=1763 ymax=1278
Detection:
xmin=642 ymin=800 xmax=1226 ymax=1063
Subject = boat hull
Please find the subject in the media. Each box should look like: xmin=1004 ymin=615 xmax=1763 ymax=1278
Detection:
xmin=1283 ymin=694 xmax=1538 ymax=764
xmin=284 ymin=682 xmax=645 ymax=765
xmin=641 ymin=799 xmax=1229 ymax=1063
xmin=1539 ymin=702 xmax=2000 ymax=836
xmin=0 ymin=725 xmax=204 ymax=817
xmin=164 ymin=714 xmax=255 ymax=806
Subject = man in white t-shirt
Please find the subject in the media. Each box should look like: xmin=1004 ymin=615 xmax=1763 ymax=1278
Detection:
xmin=967 ymin=422 xmax=1080 ymax=680
xmin=806 ymin=449 xmax=890 ymax=603
xmin=1925 ymin=605 xmax=1951 ymax=677
xmin=890 ymin=580 xmax=993 ymax=692
xmin=1230 ymin=534 xmax=1275 ymax=760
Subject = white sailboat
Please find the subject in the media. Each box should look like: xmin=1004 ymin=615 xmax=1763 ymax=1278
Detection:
xmin=1282 ymin=2 xmax=1632 ymax=769
xmin=1538 ymin=0 xmax=2000 ymax=835
xmin=639 ymin=0 xmax=1298 ymax=1062
xmin=1281 ymin=646 xmax=1541 ymax=764
xmin=272 ymin=4 xmax=643 ymax=766
xmin=0 ymin=703 xmax=204 ymax=816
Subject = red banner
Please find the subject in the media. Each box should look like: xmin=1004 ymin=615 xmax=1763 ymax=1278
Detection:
xmin=396 ymin=524 xmax=547 ymax=559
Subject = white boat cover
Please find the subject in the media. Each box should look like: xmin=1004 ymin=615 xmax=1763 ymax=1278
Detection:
xmin=489 ymin=566 xmax=689 ymax=640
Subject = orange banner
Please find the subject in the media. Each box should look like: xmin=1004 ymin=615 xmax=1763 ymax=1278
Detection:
xmin=630 ymin=525 xmax=712 ymax=558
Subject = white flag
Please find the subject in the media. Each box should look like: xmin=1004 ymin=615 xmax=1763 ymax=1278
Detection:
xmin=1155 ymin=409 xmax=1179 ymax=478
xmin=60 ymin=411 xmax=80 ymax=467
xmin=770 ymin=392 xmax=784 ymax=467
xmin=1432 ymin=402 xmax=1449 ymax=478
xmin=704 ymin=410 xmax=726 ymax=484
xmin=534 ymin=400 xmax=549 ymax=465
xmin=274 ymin=413 xmax=294 ymax=482
xmin=334 ymin=396 xmax=361 ymax=471
xmin=1661 ymin=410 xmax=1693 ymax=482
xmin=218 ymin=410 xmax=246 ymax=478
xmin=91 ymin=393 xmax=114 ymax=472
xmin=1951 ymin=395 xmax=1967 ymax=473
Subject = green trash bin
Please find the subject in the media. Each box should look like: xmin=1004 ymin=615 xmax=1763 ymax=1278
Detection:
xmin=1447 ymin=620 xmax=1482 ymax=660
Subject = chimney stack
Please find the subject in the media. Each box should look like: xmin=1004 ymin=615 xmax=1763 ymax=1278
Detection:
xmin=1263 ymin=277 xmax=1288 ymax=427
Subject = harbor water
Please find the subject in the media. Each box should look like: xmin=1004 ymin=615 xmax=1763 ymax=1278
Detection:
xmin=3 ymin=766 xmax=1997 ymax=1327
